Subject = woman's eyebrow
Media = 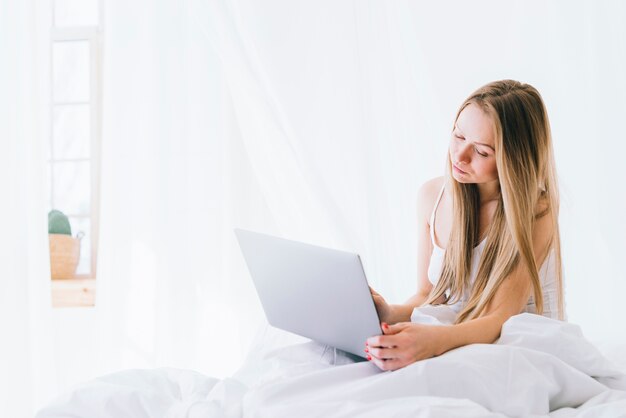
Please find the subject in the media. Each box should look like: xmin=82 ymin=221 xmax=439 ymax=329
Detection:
xmin=454 ymin=123 xmax=495 ymax=150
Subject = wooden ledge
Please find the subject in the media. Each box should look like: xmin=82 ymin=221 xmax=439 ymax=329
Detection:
xmin=51 ymin=278 xmax=96 ymax=308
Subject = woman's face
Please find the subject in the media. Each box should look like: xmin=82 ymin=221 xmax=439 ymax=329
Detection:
xmin=449 ymin=103 xmax=498 ymax=184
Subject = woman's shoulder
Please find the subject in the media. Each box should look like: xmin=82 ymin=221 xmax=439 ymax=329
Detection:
xmin=417 ymin=176 xmax=445 ymax=225
xmin=418 ymin=176 xmax=445 ymax=196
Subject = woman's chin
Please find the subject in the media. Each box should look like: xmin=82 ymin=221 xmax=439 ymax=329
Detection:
xmin=452 ymin=172 xmax=471 ymax=182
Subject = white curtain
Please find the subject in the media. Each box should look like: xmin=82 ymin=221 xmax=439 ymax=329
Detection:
xmin=93 ymin=0 xmax=305 ymax=379
xmin=92 ymin=0 xmax=626 ymax=382
xmin=0 ymin=1 xmax=57 ymax=417
xmin=93 ymin=0 xmax=428 ymax=381
xmin=3 ymin=0 xmax=625 ymax=415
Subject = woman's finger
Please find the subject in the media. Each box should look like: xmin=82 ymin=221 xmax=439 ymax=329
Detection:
xmin=366 ymin=334 xmax=398 ymax=349
xmin=368 ymin=355 xmax=404 ymax=371
xmin=382 ymin=322 xmax=407 ymax=335
xmin=367 ymin=345 xmax=398 ymax=361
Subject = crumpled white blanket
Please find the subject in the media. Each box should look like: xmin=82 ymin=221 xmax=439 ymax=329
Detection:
xmin=37 ymin=311 xmax=626 ymax=418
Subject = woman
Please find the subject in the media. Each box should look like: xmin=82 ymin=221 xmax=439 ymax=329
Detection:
xmin=367 ymin=79 xmax=565 ymax=371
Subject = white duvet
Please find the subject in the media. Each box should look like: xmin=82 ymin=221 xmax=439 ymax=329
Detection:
xmin=37 ymin=312 xmax=626 ymax=417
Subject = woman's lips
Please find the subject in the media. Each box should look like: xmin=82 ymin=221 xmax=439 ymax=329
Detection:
xmin=453 ymin=164 xmax=467 ymax=174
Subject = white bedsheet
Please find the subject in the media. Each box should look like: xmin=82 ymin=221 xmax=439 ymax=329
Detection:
xmin=37 ymin=312 xmax=626 ymax=417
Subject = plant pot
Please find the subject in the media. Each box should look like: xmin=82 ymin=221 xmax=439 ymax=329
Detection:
xmin=49 ymin=233 xmax=82 ymax=280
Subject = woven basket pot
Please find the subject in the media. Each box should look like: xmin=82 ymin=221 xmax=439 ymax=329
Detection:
xmin=49 ymin=234 xmax=81 ymax=280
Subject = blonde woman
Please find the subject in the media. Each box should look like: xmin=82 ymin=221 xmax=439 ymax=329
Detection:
xmin=367 ymin=80 xmax=565 ymax=371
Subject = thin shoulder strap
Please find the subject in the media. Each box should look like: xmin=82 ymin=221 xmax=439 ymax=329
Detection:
xmin=429 ymin=183 xmax=445 ymax=246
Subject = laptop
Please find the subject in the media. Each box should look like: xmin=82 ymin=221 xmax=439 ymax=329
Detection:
xmin=234 ymin=228 xmax=382 ymax=359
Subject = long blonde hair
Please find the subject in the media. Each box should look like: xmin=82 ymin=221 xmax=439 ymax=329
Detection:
xmin=424 ymin=80 xmax=564 ymax=323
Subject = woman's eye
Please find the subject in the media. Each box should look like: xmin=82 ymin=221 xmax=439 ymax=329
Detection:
xmin=476 ymin=149 xmax=488 ymax=157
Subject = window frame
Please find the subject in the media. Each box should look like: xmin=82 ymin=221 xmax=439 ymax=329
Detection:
xmin=49 ymin=17 xmax=102 ymax=281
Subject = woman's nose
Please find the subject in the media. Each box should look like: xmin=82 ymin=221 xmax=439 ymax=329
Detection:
xmin=454 ymin=144 xmax=472 ymax=164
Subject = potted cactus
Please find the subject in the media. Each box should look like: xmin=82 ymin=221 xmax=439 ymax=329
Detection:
xmin=48 ymin=210 xmax=84 ymax=279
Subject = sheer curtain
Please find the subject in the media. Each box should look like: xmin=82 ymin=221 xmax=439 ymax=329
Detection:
xmin=93 ymin=0 xmax=278 ymax=379
xmin=93 ymin=0 xmax=436 ymax=380
xmin=92 ymin=0 xmax=626 ymax=385
xmin=0 ymin=2 xmax=57 ymax=417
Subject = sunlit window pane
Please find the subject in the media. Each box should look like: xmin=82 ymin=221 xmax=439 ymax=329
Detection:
xmin=53 ymin=41 xmax=90 ymax=103
xmin=52 ymin=161 xmax=91 ymax=215
xmin=54 ymin=0 xmax=99 ymax=27
xmin=53 ymin=105 xmax=91 ymax=159
xmin=69 ymin=217 xmax=91 ymax=275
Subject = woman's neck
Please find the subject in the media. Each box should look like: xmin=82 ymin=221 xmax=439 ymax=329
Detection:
xmin=477 ymin=180 xmax=500 ymax=204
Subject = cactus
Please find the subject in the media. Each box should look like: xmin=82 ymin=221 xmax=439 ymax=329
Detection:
xmin=48 ymin=209 xmax=72 ymax=236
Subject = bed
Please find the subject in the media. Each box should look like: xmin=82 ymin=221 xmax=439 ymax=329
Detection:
xmin=36 ymin=311 xmax=626 ymax=417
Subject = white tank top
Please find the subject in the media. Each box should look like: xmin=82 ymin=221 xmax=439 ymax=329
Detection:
xmin=427 ymin=183 xmax=560 ymax=319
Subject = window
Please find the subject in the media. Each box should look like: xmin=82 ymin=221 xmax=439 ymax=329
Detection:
xmin=48 ymin=0 xmax=101 ymax=307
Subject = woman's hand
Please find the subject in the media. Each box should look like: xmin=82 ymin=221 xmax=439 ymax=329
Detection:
xmin=365 ymin=322 xmax=450 ymax=371
xmin=369 ymin=286 xmax=392 ymax=324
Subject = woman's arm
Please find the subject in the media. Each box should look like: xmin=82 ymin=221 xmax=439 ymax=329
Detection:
xmin=437 ymin=263 xmax=533 ymax=353
xmin=383 ymin=290 xmax=445 ymax=324
xmin=367 ymin=208 xmax=554 ymax=370
xmin=367 ymin=270 xmax=531 ymax=370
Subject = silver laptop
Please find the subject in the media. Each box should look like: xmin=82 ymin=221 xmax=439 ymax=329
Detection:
xmin=234 ymin=228 xmax=382 ymax=359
